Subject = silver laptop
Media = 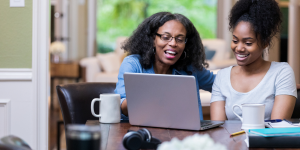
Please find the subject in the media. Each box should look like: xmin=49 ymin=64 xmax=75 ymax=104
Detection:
xmin=124 ymin=73 xmax=224 ymax=130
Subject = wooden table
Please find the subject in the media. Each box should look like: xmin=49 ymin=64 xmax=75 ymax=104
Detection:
xmin=50 ymin=62 xmax=81 ymax=79
xmin=86 ymin=120 xmax=298 ymax=150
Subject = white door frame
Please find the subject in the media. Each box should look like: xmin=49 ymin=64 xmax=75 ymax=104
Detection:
xmin=61 ymin=0 xmax=69 ymax=61
xmin=32 ymin=0 xmax=49 ymax=149
xmin=87 ymin=0 xmax=96 ymax=57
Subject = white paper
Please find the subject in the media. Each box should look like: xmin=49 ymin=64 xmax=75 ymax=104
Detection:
xmin=265 ymin=120 xmax=299 ymax=128
xmin=244 ymin=131 xmax=249 ymax=147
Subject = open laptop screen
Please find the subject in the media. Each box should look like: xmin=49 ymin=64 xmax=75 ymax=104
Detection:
xmin=124 ymin=73 xmax=202 ymax=130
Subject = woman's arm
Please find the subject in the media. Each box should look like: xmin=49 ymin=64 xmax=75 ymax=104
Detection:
xmin=271 ymin=64 xmax=297 ymax=119
xmin=210 ymin=101 xmax=227 ymax=121
xmin=196 ymin=67 xmax=216 ymax=92
xmin=114 ymin=55 xmax=142 ymax=117
xmin=271 ymin=95 xmax=296 ymax=119
xmin=121 ymin=99 xmax=128 ymax=116
xmin=209 ymin=69 xmax=227 ymax=120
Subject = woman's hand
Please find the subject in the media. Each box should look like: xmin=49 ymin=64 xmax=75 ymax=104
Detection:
xmin=271 ymin=95 xmax=296 ymax=119
xmin=121 ymin=99 xmax=128 ymax=116
xmin=210 ymin=101 xmax=227 ymax=121
xmin=297 ymin=84 xmax=300 ymax=89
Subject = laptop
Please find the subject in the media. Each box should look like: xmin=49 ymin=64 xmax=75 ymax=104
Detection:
xmin=124 ymin=73 xmax=224 ymax=130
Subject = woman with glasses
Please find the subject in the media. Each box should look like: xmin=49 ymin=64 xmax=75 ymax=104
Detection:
xmin=114 ymin=12 xmax=214 ymax=120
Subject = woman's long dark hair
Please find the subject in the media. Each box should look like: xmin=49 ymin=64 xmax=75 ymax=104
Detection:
xmin=229 ymin=0 xmax=282 ymax=49
xmin=122 ymin=12 xmax=208 ymax=72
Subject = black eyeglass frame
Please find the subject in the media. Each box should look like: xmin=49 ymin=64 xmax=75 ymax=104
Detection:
xmin=155 ymin=33 xmax=188 ymax=44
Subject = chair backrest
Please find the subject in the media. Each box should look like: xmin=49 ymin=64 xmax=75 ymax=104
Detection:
xmin=291 ymin=89 xmax=300 ymax=118
xmin=56 ymin=82 xmax=116 ymax=126
xmin=0 ymin=135 xmax=31 ymax=150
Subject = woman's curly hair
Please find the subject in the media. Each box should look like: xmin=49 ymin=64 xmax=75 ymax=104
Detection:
xmin=229 ymin=0 xmax=282 ymax=49
xmin=122 ymin=12 xmax=208 ymax=72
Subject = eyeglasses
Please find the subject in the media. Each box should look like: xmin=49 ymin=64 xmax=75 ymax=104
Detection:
xmin=155 ymin=33 xmax=188 ymax=44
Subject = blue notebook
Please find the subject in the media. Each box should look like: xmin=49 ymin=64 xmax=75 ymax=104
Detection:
xmin=249 ymin=128 xmax=300 ymax=137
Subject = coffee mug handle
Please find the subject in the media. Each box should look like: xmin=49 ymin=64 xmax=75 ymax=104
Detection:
xmin=91 ymin=98 xmax=101 ymax=117
xmin=232 ymin=104 xmax=243 ymax=122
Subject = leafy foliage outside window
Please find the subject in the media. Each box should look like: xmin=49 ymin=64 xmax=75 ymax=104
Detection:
xmin=97 ymin=0 xmax=217 ymax=53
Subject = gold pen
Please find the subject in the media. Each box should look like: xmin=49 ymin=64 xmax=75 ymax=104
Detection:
xmin=230 ymin=130 xmax=245 ymax=137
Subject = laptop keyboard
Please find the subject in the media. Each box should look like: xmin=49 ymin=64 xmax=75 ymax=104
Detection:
xmin=201 ymin=122 xmax=213 ymax=127
xmin=200 ymin=121 xmax=224 ymax=130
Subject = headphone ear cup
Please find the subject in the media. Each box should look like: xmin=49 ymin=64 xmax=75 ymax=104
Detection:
xmin=137 ymin=128 xmax=152 ymax=142
xmin=122 ymin=131 xmax=143 ymax=150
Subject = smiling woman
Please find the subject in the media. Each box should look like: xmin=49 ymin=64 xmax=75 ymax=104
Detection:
xmin=231 ymin=21 xmax=262 ymax=66
xmin=210 ymin=0 xmax=297 ymax=121
xmin=114 ymin=12 xmax=215 ymax=120
xmin=153 ymin=20 xmax=187 ymax=72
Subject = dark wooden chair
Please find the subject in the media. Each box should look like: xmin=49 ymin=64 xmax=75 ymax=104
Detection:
xmin=291 ymin=89 xmax=300 ymax=118
xmin=56 ymin=82 xmax=116 ymax=150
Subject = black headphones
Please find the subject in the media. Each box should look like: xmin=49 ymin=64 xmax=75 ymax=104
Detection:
xmin=122 ymin=128 xmax=161 ymax=150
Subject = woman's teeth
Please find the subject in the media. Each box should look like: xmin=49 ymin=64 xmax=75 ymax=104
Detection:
xmin=165 ymin=50 xmax=177 ymax=55
xmin=237 ymin=54 xmax=249 ymax=58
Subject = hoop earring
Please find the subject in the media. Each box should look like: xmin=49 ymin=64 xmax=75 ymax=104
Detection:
xmin=153 ymin=48 xmax=156 ymax=55
xmin=181 ymin=51 xmax=186 ymax=59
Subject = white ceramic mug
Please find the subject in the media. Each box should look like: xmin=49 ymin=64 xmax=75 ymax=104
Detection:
xmin=91 ymin=94 xmax=121 ymax=123
xmin=232 ymin=103 xmax=265 ymax=130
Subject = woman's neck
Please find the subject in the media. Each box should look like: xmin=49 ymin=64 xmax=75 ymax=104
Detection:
xmin=239 ymin=57 xmax=270 ymax=74
xmin=153 ymin=62 xmax=172 ymax=74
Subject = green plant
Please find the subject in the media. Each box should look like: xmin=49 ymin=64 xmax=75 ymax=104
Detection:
xmin=97 ymin=0 xmax=217 ymax=53
xmin=97 ymin=43 xmax=114 ymax=53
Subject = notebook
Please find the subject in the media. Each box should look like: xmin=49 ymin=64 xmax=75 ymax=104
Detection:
xmin=249 ymin=127 xmax=300 ymax=137
xmin=247 ymin=132 xmax=300 ymax=148
xmin=124 ymin=73 xmax=224 ymax=131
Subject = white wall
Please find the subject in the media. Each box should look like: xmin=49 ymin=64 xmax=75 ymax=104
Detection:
xmin=0 ymin=0 xmax=49 ymax=149
xmin=0 ymin=80 xmax=34 ymax=145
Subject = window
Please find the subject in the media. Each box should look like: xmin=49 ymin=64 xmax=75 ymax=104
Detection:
xmin=97 ymin=0 xmax=217 ymax=53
